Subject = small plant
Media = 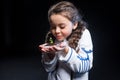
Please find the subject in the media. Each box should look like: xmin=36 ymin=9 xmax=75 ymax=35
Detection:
xmin=49 ymin=37 xmax=54 ymax=44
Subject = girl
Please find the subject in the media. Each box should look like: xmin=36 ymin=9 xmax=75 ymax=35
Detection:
xmin=39 ymin=1 xmax=93 ymax=80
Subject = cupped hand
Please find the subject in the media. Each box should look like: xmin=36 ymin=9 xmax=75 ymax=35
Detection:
xmin=38 ymin=40 xmax=68 ymax=53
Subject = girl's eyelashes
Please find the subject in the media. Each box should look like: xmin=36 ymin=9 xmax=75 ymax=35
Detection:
xmin=59 ymin=24 xmax=65 ymax=29
xmin=50 ymin=24 xmax=66 ymax=29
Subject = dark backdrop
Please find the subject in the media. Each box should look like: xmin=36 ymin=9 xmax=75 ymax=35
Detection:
xmin=1 ymin=0 xmax=120 ymax=80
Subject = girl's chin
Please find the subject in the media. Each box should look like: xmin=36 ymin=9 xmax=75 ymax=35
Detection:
xmin=56 ymin=38 xmax=64 ymax=42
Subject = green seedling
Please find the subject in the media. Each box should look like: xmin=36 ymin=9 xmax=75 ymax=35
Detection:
xmin=49 ymin=37 xmax=54 ymax=44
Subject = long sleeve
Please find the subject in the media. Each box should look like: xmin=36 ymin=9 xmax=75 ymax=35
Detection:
xmin=41 ymin=53 xmax=58 ymax=72
xmin=58 ymin=29 xmax=93 ymax=73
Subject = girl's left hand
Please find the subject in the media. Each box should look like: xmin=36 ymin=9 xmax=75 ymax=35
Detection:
xmin=53 ymin=40 xmax=69 ymax=54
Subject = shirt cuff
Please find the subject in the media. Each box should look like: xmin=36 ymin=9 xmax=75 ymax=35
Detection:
xmin=59 ymin=47 xmax=73 ymax=62
xmin=44 ymin=55 xmax=57 ymax=65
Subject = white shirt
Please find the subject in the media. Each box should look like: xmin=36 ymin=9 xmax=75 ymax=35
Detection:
xmin=41 ymin=29 xmax=93 ymax=80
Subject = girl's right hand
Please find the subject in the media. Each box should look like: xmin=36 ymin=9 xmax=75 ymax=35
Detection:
xmin=38 ymin=43 xmax=56 ymax=60
xmin=38 ymin=43 xmax=50 ymax=53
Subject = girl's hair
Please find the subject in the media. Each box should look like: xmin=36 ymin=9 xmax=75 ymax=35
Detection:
xmin=45 ymin=1 xmax=88 ymax=52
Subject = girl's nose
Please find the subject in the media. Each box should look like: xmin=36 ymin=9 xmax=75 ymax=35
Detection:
xmin=55 ymin=27 xmax=61 ymax=33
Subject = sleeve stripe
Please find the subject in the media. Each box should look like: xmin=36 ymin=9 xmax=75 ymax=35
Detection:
xmin=79 ymin=60 xmax=90 ymax=72
xmin=81 ymin=47 xmax=93 ymax=54
xmin=77 ymin=55 xmax=89 ymax=60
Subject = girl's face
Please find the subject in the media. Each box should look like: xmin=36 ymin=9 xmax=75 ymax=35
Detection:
xmin=50 ymin=14 xmax=77 ymax=41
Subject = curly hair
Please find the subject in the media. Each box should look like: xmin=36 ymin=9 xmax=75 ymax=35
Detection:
xmin=45 ymin=1 xmax=88 ymax=52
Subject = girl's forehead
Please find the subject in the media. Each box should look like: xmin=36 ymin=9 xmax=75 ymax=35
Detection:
xmin=50 ymin=14 xmax=71 ymax=25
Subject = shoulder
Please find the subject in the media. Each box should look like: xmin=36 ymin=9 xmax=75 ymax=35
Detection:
xmin=81 ymin=28 xmax=92 ymax=39
xmin=83 ymin=28 xmax=91 ymax=35
xmin=80 ymin=28 xmax=93 ymax=45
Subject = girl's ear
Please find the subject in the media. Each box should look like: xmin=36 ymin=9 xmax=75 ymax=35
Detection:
xmin=73 ymin=22 xmax=78 ymax=30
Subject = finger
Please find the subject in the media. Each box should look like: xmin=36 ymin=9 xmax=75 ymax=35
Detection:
xmin=53 ymin=45 xmax=65 ymax=51
xmin=49 ymin=46 xmax=56 ymax=52
xmin=39 ymin=43 xmax=48 ymax=47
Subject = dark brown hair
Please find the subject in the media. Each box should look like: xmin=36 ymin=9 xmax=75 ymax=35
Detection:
xmin=46 ymin=1 xmax=87 ymax=52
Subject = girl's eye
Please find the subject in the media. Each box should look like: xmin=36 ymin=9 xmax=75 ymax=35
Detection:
xmin=50 ymin=24 xmax=66 ymax=29
xmin=60 ymin=24 xmax=65 ymax=29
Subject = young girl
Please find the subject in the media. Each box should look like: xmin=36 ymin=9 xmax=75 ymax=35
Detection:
xmin=39 ymin=1 xmax=93 ymax=80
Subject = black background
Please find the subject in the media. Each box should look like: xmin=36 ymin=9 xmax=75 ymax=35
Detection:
xmin=1 ymin=0 xmax=120 ymax=80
